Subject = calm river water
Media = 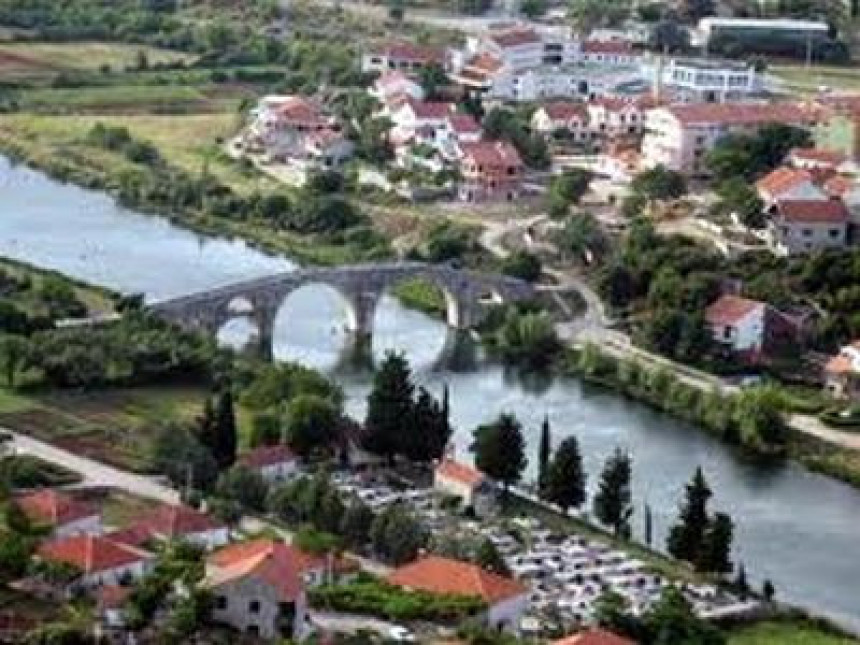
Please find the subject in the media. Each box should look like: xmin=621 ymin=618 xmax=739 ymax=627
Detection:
xmin=2 ymin=157 xmax=860 ymax=631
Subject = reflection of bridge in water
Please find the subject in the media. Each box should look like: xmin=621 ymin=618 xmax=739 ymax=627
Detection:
xmin=147 ymin=262 xmax=534 ymax=359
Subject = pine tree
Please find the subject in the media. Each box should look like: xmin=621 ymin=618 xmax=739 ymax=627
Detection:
xmin=734 ymin=563 xmax=749 ymax=601
xmin=364 ymin=351 xmax=414 ymax=463
xmin=762 ymin=579 xmax=775 ymax=602
xmin=471 ymin=413 xmax=526 ymax=499
xmin=543 ymin=435 xmax=586 ymax=513
xmin=700 ymin=511 xmax=733 ymax=574
xmin=407 ymin=387 xmax=451 ymax=462
xmin=476 ymin=538 xmax=510 ymax=576
xmin=537 ymin=415 xmax=551 ymax=498
xmin=593 ymin=448 xmax=633 ymax=538
xmin=666 ymin=467 xmax=712 ymax=564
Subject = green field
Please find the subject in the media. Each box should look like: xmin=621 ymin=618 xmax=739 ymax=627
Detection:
xmin=772 ymin=64 xmax=860 ymax=94
xmin=728 ymin=620 xmax=860 ymax=645
xmin=0 ymin=40 xmax=195 ymax=74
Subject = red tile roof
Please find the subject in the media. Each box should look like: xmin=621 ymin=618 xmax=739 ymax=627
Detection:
xmin=460 ymin=140 xmax=523 ymax=168
xmin=591 ymin=96 xmax=640 ymax=113
xmin=665 ymin=102 xmax=815 ymax=127
xmin=824 ymin=174 xmax=855 ymax=197
xmin=448 ymin=113 xmax=481 ymax=134
xmin=775 ymin=198 xmax=849 ymax=223
xmin=553 ymin=629 xmax=637 ymax=645
xmin=207 ymin=540 xmax=357 ymax=602
xmin=789 ymin=147 xmax=847 ymax=167
xmin=38 ymin=535 xmax=151 ymax=574
xmin=387 ymin=555 xmax=526 ymax=605
xmin=464 ymin=52 xmax=504 ymax=75
xmin=489 ymin=27 xmax=540 ymax=49
xmin=582 ymin=39 xmax=634 ymax=55
xmin=96 ymin=585 xmax=132 ymax=611
xmin=542 ymin=101 xmax=588 ymax=122
xmin=755 ymin=166 xmax=814 ymax=198
xmin=407 ymin=99 xmax=453 ymax=120
xmin=436 ymin=459 xmax=485 ymax=487
xmin=378 ymin=41 xmax=443 ymax=64
xmin=705 ymin=295 xmax=763 ymax=327
xmin=239 ymin=444 xmax=297 ymax=469
xmin=15 ymin=490 xmax=98 ymax=528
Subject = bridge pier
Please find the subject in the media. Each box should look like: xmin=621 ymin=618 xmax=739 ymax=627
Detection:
xmin=252 ymin=311 xmax=277 ymax=361
xmin=345 ymin=288 xmax=381 ymax=343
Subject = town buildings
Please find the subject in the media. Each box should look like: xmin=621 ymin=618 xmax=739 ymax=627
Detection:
xmin=434 ymin=457 xmax=498 ymax=514
xmin=641 ymin=102 xmax=818 ymax=175
xmin=386 ymin=555 xmax=529 ymax=631
xmin=658 ymin=57 xmax=761 ymax=104
xmin=361 ymin=41 xmax=445 ymax=75
xmin=825 ymin=341 xmax=860 ymax=399
xmin=37 ymin=535 xmax=153 ymax=592
xmin=108 ymin=503 xmax=229 ymax=550
xmin=705 ymin=295 xmax=767 ymax=356
xmin=15 ymin=489 xmax=102 ymax=538
xmin=766 ymin=199 xmax=850 ymax=255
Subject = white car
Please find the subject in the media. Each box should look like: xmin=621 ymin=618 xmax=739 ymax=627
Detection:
xmin=387 ymin=626 xmax=416 ymax=642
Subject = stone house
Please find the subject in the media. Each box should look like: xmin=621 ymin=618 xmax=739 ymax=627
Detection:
xmin=434 ymin=458 xmax=497 ymax=515
xmin=766 ymin=199 xmax=849 ymax=255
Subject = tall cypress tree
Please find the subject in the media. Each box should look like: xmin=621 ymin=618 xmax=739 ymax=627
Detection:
xmin=667 ymin=467 xmax=712 ymax=564
xmin=213 ymin=387 xmax=237 ymax=470
xmin=700 ymin=511 xmax=733 ymax=574
xmin=537 ymin=415 xmax=551 ymax=498
xmin=471 ymin=413 xmax=526 ymax=499
xmin=593 ymin=448 xmax=633 ymax=538
xmin=364 ymin=351 xmax=414 ymax=463
xmin=543 ymin=435 xmax=586 ymax=513
xmin=644 ymin=503 xmax=653 ymax=547
xmin=407 ymin=387 xmax=450 ymax=462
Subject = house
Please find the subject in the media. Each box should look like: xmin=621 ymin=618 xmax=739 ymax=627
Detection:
xmin=444 ymin=113 xmax=482 ymax=144
xmin=96 ymin=585 xmax=132 ymax=629
xmin=458 ymin=141 xmax=524 ymax=202
xmin=238 ymin=444 xmax=300 ymax=484
xmin=596 ymin=148 xmax=641 ymax=183
xmin=386 ymin=555 xmax=528 ymax=631
xmin=587 ymin=97 xmax=647 ymax=139
xmin=824 ymin=341 xmax=860 ymax=399
xmin=767 ymin=199 xmax=849 ymax=255
xmin=370 ymin=70 xmax=425 ymax=105
xmin=15 ymin=490 xmax=101 ymax=538
xmin=581 ymin=39 xmax=639 ymax=66
xmin=641 ymin=102 xmax=818 ymax=175
xmin=755 ymin=167 xmax=827 ymax=206
xmin=204 ymin=539 xmax=353 ymax=640
xmin=658 ymin=57 xmax=761 ymax=104
xmin=37 ymin=535 xmax=153 ymax=591
xmin=705 ymin=295 xmax=767 ymax=355
xmin=788 ymin=147 xmax=850 ymax=172
xmin=108 ymin=504 xmax=229 ymax=550
xmin=824 ymin=175 xmax=860 ymax=221
xmin=298 ymin=130 xmax=355 ymax=171
xmin=388 ymin=99 xmax=454 ymax=146
xmin=531 ymin=102 xmax=590 ymax=141
xmin=434 ymin=458 xmax=497 ymax=514
xmin=553 ymin=629 xmax=637 ymax=645
xmin=362 ymin=41 xmax=445 ymax=74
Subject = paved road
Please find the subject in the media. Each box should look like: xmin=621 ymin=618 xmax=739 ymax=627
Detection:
xmin=7 ymin=430 xmax=180 ymax=504
xmin=790 ymin=414 xmax=860 ymax=451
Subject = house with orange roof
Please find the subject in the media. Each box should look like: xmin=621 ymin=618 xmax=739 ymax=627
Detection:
xmin=204 ymin=539 xmax=355 ymax=639
xmin=705 ymin=295 xmax=767 ymax=355
xmin=369 ymin=70 xmax=425 ymax=105
xmin=581 ymin=39 xmax=639 ymax=66
xmin=553 ymin=628 xmax=637 ymax=645
xmin=15 ymin=489 xmax=101 ymax=538
xmin=788 ymin=147 xmax=850 ymax=172
xmin=108 ymin=504 xmax=228 ymax=551
xmin=766 ymin=198 xmax=849 ymax=255
xmin=457 ymin=141 xmax=524 ymax=203
xmin=642 ymin=102 xmax=819 ymax=175
xmin=434 ymin=458 xmax=497 ymax=514
xmin=386 ymin=555 xmax=528 ymax=630
xmin=587 ymin=96 xmax=649 ymax=139
xmin=824 ymin=341 xmax=860 ymax=399
xmin=532 ymin=102 xmax=591 ymax=141
xmin=238 ymin=444 xmax=299 ymax=483
xmin=361 ymin=41 xmax=445 ymax=75
xmin=755 ymin=167 xmax=827 ymax=206
xmin=37 ymin=535 xmax=153 ymax=591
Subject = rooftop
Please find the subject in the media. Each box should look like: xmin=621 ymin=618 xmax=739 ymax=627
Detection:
xmin=755 ymin=166 xmax=814 ymax=197
xmin=460 ymin=140 xmax=523 ymax=168
xmin=386 ymin=555 xmax=526 ymax=604
xmin=15 ymin=489 xmax=98 ymax=527
xmin=239 ymin=444 xmax=297 ymax=469
xmin=38 ymin=535 xmax=151 ymax=574
xmin=705 ymin=295 xmax=764 ymax=327
xmin=436 ymin=458 xmax=486 ymax=487
xmin=664 ymin=102 xmax=814 ymax=126
xmin=774 ymin=198 xmax=849 ymax=223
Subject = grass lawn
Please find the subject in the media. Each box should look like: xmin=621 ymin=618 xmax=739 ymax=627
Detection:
xmin=0 ymin=386 xmax=208 ymax=472
xmin=76 ymin=488 xmax=160 ymax=528
xmin=728 ymin=619 xmax=860 ymax=645
xmin=771 ymin=64 xmax=860 ymax=94
xmin=0 ymin=41 xmax=195 ymax=73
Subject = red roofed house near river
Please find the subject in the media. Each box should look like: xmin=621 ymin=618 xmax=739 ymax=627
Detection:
xmin=386 ymin=555 xmax=528 ymax=630
xmin=458 ymin=141 xmax=524 ymax=202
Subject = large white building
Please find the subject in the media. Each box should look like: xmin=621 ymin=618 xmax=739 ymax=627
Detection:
xmin=656 ymin=57 xmax=761 ymax=104
xmin=641 ymin=102 xmax=818 ymax=175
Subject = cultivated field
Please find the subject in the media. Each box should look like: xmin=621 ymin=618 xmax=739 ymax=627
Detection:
xmin=729 ymin=620 xmax=860 ymax=645
xmin=772 ymin=64 xmax=860 ymax=94
xmin=0 ymin=41 xmax=195 ymax=75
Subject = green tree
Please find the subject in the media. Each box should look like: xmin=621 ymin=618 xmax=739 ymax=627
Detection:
xmin=215 ymin=464 xmax=268 ymax=512
xmin=537 ymin=415 xmax=551 ymax=498
xmin=593 ymin=448 xmax=633 ymax=538
xmin=364 ymin=352 xmax=415 ymax=463
xmin=762 ymin=579 xmax=775 ymax=602
xmin=501 ymin=250 xmax=542 ymax=283
xmin=471 ymin=413 xmax=526 ymax=498
xmin=520 ymin=0 xmax=547 ymax=18
xmin=150 ymin=425 xmax=218 ymax=493
xmin=666 ymin=467 xmax=712 ymax=565
xmin=631 ymin=165 xmax=687 ymax=200
xmin=406 ymin=387 xmax=451 ymax=463
xmin=476 ymin=538 xmax=510 ymax=576
xmin=418 ymin=63 xmax=448 ymax=101
xmin=285 ymin=394 xmax=339 ymax=457
xmin=248 ymin=411 xmax=282 ymax=447
xmin=700 ymin=511 xmax=733 ymax=574
xmin=713 ymin=178 xmax=764 ymax=229
xmin=370 ymin=504 xmax=424 ymax=564
xmin=733 ymin=386 xmax=788 ymax=454
xmin=551 ymin=168 xmax=592 ymax=204
xmin=340 ymin=500 xmax=374 ymax=549
xmin=0 ymin=334 xmax=28 ymax=388
xmin=594 ymin=588 xmax=637 ymax=636
xmin=494 ymin=309 xmax=561 ymax=369
xmin=543 ymin=435 xmax=587 ymax=513
xmin=213 ymin=387 xmax=238 ymax=469
xmin=644 ymin=586 xmax=725 ymax=645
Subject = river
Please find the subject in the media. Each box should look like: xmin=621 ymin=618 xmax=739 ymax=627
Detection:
xmin=2 ymin=157 xmax=860 ymax=631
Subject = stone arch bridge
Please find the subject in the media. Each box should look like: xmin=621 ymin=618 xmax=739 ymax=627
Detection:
xmin=147 ymin=262 xmax=535 ymax=356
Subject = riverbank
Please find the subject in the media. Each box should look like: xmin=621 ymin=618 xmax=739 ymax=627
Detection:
xmin=0 ymin=114 xmax=388 ymax=267
xmin=563 ymin=343 xmax=860 ymax=491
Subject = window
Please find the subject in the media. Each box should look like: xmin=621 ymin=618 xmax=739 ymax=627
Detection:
xmin=249 ymin=600 xmax=261 ymax=614
xmin=829 ymin=228 xmax=841 ymax=238
xmin=802 ymin=228 xmax=813 ymax=237
xmin=723 ymin=326 xmax=732 ymax=340
xmin=247 ymin=625 xmax=260 ymax=636
xmin=216 ymin=596 xmax=228 ymax=610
